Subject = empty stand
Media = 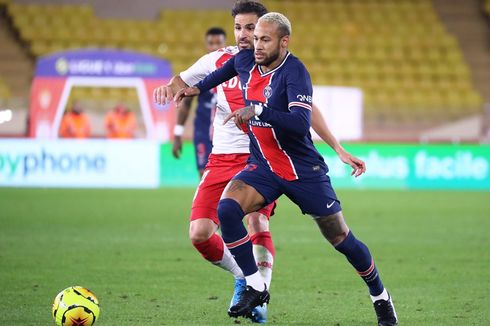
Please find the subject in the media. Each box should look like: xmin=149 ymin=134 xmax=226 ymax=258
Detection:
xmin=2 ymin=0 xmax=486 ymax=138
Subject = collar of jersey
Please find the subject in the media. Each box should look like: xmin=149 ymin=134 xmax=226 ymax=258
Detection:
xmin=257 ymin=51 xmax=291 ymax=76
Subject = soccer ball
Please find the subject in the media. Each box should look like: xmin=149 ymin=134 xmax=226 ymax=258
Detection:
xmin=52 ymin=286 xmax=100 ymax=326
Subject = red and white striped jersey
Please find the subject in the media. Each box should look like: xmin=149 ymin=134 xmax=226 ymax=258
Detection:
xmin=180 ymin=46 xmax=250 ymax=154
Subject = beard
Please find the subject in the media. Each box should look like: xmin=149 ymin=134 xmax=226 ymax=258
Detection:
xmin=255 ymin=48 xmax=280 ymax=66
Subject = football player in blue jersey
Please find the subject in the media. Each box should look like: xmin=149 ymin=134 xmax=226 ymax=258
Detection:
xmin=175 ymin=12 xmax=398 ymax=326
xmin=172 ymin=27 xmax=226 ymax=177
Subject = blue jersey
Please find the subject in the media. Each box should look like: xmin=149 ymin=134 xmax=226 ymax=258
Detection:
xmin=193 ymin=89 xmax=215 ymax=142
xmin=196 ymin=49 xmax=327 ymax=181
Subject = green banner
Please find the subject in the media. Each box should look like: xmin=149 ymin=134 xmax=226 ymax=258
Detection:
xmin=159 ymin=143 xmax=490 ymax=190
xmin=159 ymin=143 xmax=200 ymax=186
xmin=318 ymin=144 xmax=490 ymax=190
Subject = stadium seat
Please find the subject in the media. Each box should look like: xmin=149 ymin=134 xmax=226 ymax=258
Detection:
xmin=4 ymin=0 xmax=484 ymax=127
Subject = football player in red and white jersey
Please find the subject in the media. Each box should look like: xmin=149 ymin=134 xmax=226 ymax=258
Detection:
xmin=154 ymin=1 xmax=365 ymax=323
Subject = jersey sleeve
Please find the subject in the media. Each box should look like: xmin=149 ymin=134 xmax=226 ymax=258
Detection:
xmin=179 ymin=52 xmax=215 ymax=86
xmin=258 ymin=62 xmax=313 ymax=136
xmin=195 ymin=55 xmax=238 ymax=92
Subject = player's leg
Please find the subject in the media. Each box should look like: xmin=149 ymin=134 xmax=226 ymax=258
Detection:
xmin=189 ymin=218 xmax=243 ymax=278
xmin=287 ymin=175 xmax=397 ymax=325
xmin=314 ymin=212 xmax=397 ymax=325
xmin=315 ymin=212 xmax=385 ymax=296
xmin=193 ymin=139 xmax=212 ymax=177
xmin=246 ymin=203 xmax=275 ymax=290
xmin=189 ymin=216 xmax=247 ymax=311
xmin=218 ymin=180 xmax=267 ymax=289
xmin=217 ymin=165 xmax=282 ymax=318
xmin=189 ymin=155 xmax=244 ymax=279
xmin=245 ymin=203 xmax=275 ymax=323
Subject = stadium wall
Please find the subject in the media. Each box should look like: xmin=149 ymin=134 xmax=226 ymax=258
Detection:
xmin=1 ymin=139 xmax=489 ymax=190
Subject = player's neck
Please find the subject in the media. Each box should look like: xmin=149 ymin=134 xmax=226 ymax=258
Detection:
xmin=260 ymin=51 xmax=288 ymax=73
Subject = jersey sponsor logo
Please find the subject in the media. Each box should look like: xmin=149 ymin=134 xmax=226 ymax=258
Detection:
xmin=296 ymin=94 xmax=313 ymax=103
xmin=249 ymin=119 xmax=272 ymax=128
xmin=263 ymin=85 xmax=273 ymax=99
xmin=221 ymin=76 xmax=241 ymax=90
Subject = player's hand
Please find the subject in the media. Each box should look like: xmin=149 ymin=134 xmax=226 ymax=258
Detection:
xmin=173 ymin=87 xmax=201 ymax=105
xmin=154 ymin=84 xmax=179 ymax=105
xmin=337 ymin=147 xmax=366 ymax=177
xmin=172 ymin=136 xmax=182 ymax=159
xmin=223 ymin=106 xmax=255 ymax=131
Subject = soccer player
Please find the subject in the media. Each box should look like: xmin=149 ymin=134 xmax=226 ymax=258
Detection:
xmin=172 ymin=27 xmax=226 ymax=177
xmin=174 ymin=12 xmax=398 ymax=326
xmin=155 ymin=3 xmax=277 ymax=323
xmin=155 ymin=1 xmax=365 ymax=323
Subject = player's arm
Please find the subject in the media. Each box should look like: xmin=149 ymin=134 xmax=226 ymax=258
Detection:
xmin=172 ymin=97 xmax=193 ymax=159
xmin=154 ymin=75 xmax=188 ymax=105
xmin=196 ymin=55 xmax=238 ymax=92
xmin=311 ymin=104 xmax=366 ymax=177
xmin=155 ymin=51 xmax=215 ymax=105
xmin=174 ymin=56 xmax=239 ymax=102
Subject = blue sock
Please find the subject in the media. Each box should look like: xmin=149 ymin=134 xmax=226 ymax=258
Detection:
xmin=217 ymin=198 xmax=258 ymax=277
xmin=334 ymin=231 xmax=384 ymax=296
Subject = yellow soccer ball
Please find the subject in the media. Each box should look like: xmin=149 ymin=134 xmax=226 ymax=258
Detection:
xmin=52 ymin=286 xmax=100 ymax=326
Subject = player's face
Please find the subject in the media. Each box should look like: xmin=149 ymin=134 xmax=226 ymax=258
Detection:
xmin=205 ymin=34 xmax=226 ymax=53
xmin=254 ymin=21 xmax=288 ymax=67
xmin=234 ymin=13 xmax=259 ymax=50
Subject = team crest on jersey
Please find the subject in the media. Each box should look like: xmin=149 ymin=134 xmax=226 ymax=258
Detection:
xmin=263 ymin=85 xmax=273 ymax=99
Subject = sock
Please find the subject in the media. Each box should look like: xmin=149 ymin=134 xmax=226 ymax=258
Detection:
xmin=192 ymin=233 xmax=244 ymax=279
xmin=245 ymin=271 xmax=266 ymax=291
xmin=217 ymin=198 xmax=258 ymax=277
xmin=221 ymin=245 xmax=245 ymax=279
xmin=334 ymin=231 xmax=384 ymax=296
xmin=251 ymin=231 xmax=274 ymax=289
xmin=370 ymin=288 xmax=389 ymax=303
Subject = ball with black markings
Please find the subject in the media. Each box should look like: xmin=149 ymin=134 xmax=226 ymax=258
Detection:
xmin=52 ymin=286 xmax=100 ymax=326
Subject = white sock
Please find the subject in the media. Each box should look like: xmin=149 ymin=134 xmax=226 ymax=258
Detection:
xmin=370 ymin=288 xmax=389 ymax=302
xmin=245 ymin=271 xmax=265 ymax=291
xmin=253 ymin=244 xmax=274 ymax=289
xmin=213 ymin=245 xmax=244 ymax=279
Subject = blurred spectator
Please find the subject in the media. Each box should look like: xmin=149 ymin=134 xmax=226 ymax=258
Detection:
xmin=104 ymin=103 xmax=137 ymax=138
xmin=59 ymin=102 xmax=91 ymax=138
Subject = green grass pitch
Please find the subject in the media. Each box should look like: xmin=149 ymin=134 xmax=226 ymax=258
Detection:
xmin=1 ymin=188 xmax=489 ymax=325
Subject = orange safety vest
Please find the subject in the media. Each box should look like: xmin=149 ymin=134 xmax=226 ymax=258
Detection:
xmin=59 ymin=112 xmax=91 ymax=138
xmin=105 ymin=111 xmax=137 ymax=138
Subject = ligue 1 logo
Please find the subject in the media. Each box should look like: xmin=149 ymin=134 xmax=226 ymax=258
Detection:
xmin=55 ymin=58 xmax=69 ymax=75
xmin=263 ymin=85 xmax=273 ymax=99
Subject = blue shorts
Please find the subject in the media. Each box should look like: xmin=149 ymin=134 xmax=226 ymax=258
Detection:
xmin=193 ymin=135 xmax=212 ymax=171
xmin=233 ymin=163 xmax=342 ymax=217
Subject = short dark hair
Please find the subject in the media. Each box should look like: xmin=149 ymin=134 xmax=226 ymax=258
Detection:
xmin=231 ymin=0 xmax=268 ymax=18
xmin=206 ymin=27 xmax=227 ymax=38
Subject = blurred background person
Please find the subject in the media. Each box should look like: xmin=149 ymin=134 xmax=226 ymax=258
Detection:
xmin=105 ymin=103 xmax=137 ymax=139
xmin=59 ymin=101 xmax=91 ymax=138
xmin=172 ymin=27 xmax=227 ymax=177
